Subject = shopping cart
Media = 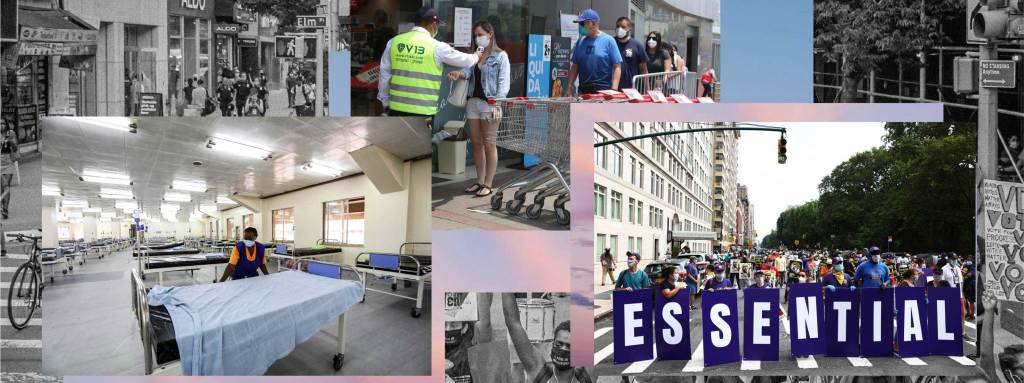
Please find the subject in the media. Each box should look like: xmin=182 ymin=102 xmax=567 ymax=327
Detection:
xmin=631 ymin=70 xmax=695 ymax=99
xmin=489 ymin=97 xmax=571 ymax=226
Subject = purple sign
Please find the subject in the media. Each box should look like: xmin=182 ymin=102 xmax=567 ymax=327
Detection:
xmin=926 ymin=287 xmax=963 ymax=356
xmin=743 ymin=287 xmax=779 ymax=360
xmin=859 ymin=287 xmax=894 ymax=357
xmin=655 ymin=290 xmax=691 ymax=360
xmin=613 ymin=289 xmax=653 ymax=364
xmin=701 ymin=289 xmax=740 ymax=367
xmin=788 ymin=283 xmax=826 ymax=356
xmin=825 ymin=287 xmax=860 ymax=356
xmin=895 ymin=287 xmax=929 ymax=357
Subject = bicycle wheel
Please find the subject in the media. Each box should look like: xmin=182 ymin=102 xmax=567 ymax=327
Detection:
xmin=7 ymin=262 xmax=39 ymax=330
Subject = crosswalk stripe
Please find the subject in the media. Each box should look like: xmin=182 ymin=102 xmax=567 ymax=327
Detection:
xmin=3 ymin=254 xmax=30 ymax=260
xmin=0 ymin=318 xmax=41 ymax=327
xmin=0 ymin=298 xmax=32 ymax=307
xmin=594 ymin=344 xmax=614 ymax=365
xmin=1 ymin=339 xmax=41 ymax=348
xmin=740 ymin=360 xmax=760 ymax=370
xmin=949 ymin=356 xmax=976 ymax=366
xmin=902 ymin=357 xmax=926 ymax=366
xmin=796 ymin=355 xmax=817 ymax=369
xmin=965 ymin=321 xmax=976 ymax=329
xmin=847 ymin=357 xmax=872 ymax=367
xmin=621 ymin=347 xmax=656 ymax=374
xmin=595 ymin=327 xmax=611 ymax=339
xmin=1 ymin=266 xmax=20 ymax=272
xmin=681 ymin=341 xmax=704 ymax=372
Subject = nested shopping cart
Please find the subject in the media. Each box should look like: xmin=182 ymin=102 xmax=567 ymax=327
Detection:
xmin=489 ymin=97 xmax=571 ymax=226
xmin=631 ymin=70 xmax=696 ymax=99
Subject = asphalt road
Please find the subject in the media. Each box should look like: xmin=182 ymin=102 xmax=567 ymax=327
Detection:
xmin=593 ymin=288 xmax=983 ymax=378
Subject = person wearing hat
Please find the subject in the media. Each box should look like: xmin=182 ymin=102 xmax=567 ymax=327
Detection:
xmin=565 ymin=9 xmax=622 ymax=96
xmin=378 ymin=6 xmax=483 ymax=117
xmin=822 ymin=257 xmax=854 ymax=293
xmin=750 ymin=269 xmax=771 ymax=289
xmin=613 ymin=253 xmax=650 ymax=292
xmin=703 ymin=264 xmax=733 ymax=292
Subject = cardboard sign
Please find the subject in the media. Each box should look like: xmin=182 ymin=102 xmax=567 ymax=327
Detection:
xmin=981 ymin=180 xmax=1024 ymax=302
xmin=825 ymin=287 xmax=860 ymax=356
xmin=655 ymin=290 xmax=691 ymax=360
xmin=859 ymin=287 xmax=894 ymax=357
xmin=789 ymin=283 xmax=826 ymax=356
xmin=613 ymin=289 xmax=654 ymax=364
xmin=895 ymin=287 xmax=929 ymax=357
xmin=444 ymin=292 xmax=479 ymax=322
xmin=702 ymin=289 xmax=740 ymax=367
xmin=743 ymin=287 xmax=779 ymax=360
xmin=927 ymin=287 xmax=963 ymax=356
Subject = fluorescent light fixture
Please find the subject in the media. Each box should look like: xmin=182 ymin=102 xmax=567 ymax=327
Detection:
xmin=160 ymin=203 xmax=180 ymax=212
xmin=301 ymin=161 xmax=343 ymax=177
xmin=42 ymin=185 xmax=62 ymax=196
xmin=82 ymin=207 xmax=102 ymax=213
xmin=66 ymin=211 xmax=83 ymax=218
xmin=115 ymin=201 xmax=138 ymax=210
xmin=164 ymin=192 xmax=191 ymax=202
xmin=206 ymin=136 xmax=272 ymax=160
xmin=81 ymin=170 xmax=132 ymax=186
xmin=171 ymin=180 xmax=207 ymax=192
xmin=100 ymin=187 xmax=133 ymax=196
xmin=216 ymin=196 xmax=236 ymax=204
xmin=101 ymin=212 xmax=116 ymax=218
xmin=61 ymin=200 xmax=88 ymax=208
xmin=100 ymin=193 xmax=135 ymax=200
xmin=65 ymin=117 xmax=137 ymax=133
xmin=99 ymin=218 xmax=111 ymax=223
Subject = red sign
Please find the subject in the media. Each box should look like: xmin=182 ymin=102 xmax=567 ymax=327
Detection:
xmin=352 ymin=61 xmax=380 ymax=88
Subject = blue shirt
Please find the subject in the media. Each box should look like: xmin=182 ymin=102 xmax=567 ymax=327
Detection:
xmin=571 ymin=32 xmax=623 ymax=90
xmin=685 ymin=263 xmax=700 ymax=285
xmin=615 ymin=38 xmax=648 ymax=90
xmin=615 ymin=269 xmax=652 ymax=290
xmin=853 ymin=261 xmax=889 ymax=288
xmin=705 ymin=277 xmax=732 ymax=290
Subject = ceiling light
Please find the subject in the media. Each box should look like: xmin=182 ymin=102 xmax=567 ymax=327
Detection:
xmin=42 ymin=185 xmax=62 ymax=196
xmin=61 ymin=200 xmax=88 ymax=208
xmin=101 ymin=212 xmax=116 ymax=218
xmin=66 ymin=211 xmax=83 ymax=218
xmin=199 ymin=204 xmax=218 ymax=214
xmin=301 ymin=161 xmax=343 ymax=177
xmin=82 ymin=207 xmax=101 ymax=213
xmin=100 ymin=194 xmax=135 ymax=200
xmin=160 ymin=203 xmax=180 ymax=212
xmin=216 ymin=196 xmax=236 ymax=205
xmin=171 ymin=180 xmax=207 ymax=192
xmin=115 ymin=201 xmax=138 ymax=210
xmin=65 ymin=117 xmax=137 ymax=133
xmin=164 ymin=192 xmax=191 ymax=202
xmin=81 ymin=170 xmax=132 ymax=185
xmin=206 ymin=136 xmax=272 ymax=160
xmin=101 ymin=187 xmax=133 ymax=195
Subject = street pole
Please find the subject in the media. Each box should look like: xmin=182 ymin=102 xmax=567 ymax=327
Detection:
xmin=977 ymin=41 xmax=998 ymax=262
xmin=316 ymin=31 xmax=324 ymax=116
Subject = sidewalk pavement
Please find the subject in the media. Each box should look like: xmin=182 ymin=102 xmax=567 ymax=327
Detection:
xmin=432 ymin=159 xmax=566 ymax=231
xmin=593 ymin=260 xmax=655 ymax=320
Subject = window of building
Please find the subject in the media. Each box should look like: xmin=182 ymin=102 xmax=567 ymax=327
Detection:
xmin=609 ymin=235 xmax=618 ymax=258
xmin=595 ymin=132 xmax=606 ymax=169
xmin=637 ymin=201 xmax=644 ymax=226
xmin=628 ymin=198 xmax=636 ymax=223
xmin=242 ymin=213 xmax=254 ymax=230
xmin=324 ymin=197 xmax=365 ymax=245
xmin=610 ymin=191 xmax=622 ymax=221
xmin=272 ymin=207 xmax=294 ymax=242
xmin=611 ymin=146 xmax=623 ymax=177
xmin=595 ymin=233 xmax=606 ymax=261
xmin=226 ymin=218 xmax=235 ymax=240
xmin=594 ymin=184 xmax=606 ymax=217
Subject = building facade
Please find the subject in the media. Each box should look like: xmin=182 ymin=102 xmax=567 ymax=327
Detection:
xmin=594 ymin=121 xmax=715 ymax=267
xmin=711 ymin=128 xmax=738 ymax=251
xmin=737 ymin=183 xmax=754 ymax=249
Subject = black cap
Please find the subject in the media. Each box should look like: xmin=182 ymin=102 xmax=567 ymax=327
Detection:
xmin=415 ymin=6 xmax=446 ymax=26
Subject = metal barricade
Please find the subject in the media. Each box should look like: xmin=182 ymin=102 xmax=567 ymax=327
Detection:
xmin=632 ymin=71 xmax=689 ymax=98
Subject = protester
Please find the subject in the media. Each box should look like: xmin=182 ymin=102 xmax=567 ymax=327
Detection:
xmin=613 ymin=17 xmax=648 ymax=91
xmin=233 ymin=73 xmax=253 ymax=116
xmin=703 ymin=264 xmax=733 ymax=292
xmin=566 ymin=9 xmax=622 ymax=95
xmin=600 ymin=248 xmax=616 ymax=286
xmin=822 ymin=257 xmax=853 ymax=292
xmin=684 ymin=255 xmax=701 ymax=310
xmin=963 ymin=259 xmax=976 ymax=320
xmin=854 ymin=246 xmax=890 ymax=288
xmin=286 ymin=68 xmax=298 ymax=107
xmin=216 ymin=81 xmax=234 ymax=116
xmin=658 ymin=266 xmax=685 ymax=299
xmin=614 ymin=253 xmax=651 ymax=292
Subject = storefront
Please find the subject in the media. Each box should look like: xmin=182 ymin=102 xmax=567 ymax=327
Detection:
xmin=169 ymin=0 xmax=215 ymax=114
xmin=212 ymin=1 xmax=279 ymax=88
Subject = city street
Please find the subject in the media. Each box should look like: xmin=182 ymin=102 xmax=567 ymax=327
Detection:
xmin=592 ymin=288 xmax=982 ymax=378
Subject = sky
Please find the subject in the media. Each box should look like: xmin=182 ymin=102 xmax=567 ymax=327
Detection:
xmin=736 ymin=122 xmax=887 ymax=241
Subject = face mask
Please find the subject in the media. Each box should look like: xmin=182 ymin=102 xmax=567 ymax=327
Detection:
xmin=616 ymin=27 xmax=627 ymax=38
xmin=834 ymin=264 xmax=844 ymax=272
xmin=430 ymin=25 xmax=439 ymax=38
xmin=243 ymin=239 xmax=255 ymax=247
xmin=647 ymin=39 xmax=658 ymax=48
xmin=475 ymin=36 xmax=490 ymax=49
xmin=715 ymin=273 xmax=724 ymax=281
xmin=755 ymin=277 xmax=764 ymax=285
xmin=870 ymin=255 xmax=880 ymax=263
xmin=798 ymin=277 xmax=807 ymax=283
xmin=627 ymin=260 xmax=637 ymax=267
xmin=551 ymin=346 xmax=571 ymax=370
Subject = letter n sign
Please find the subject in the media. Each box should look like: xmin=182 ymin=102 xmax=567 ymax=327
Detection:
xmin=613 ymin=289 xmax=653 ymax=364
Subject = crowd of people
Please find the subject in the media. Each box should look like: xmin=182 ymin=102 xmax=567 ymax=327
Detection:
xmin=175 ymin=67 xmax=318 ymax=117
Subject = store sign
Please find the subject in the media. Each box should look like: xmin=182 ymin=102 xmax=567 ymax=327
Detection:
xmin=138 ymin=93 xmax=163 ymax=116
xmin=444 ymin=293 xmax=478 ymax=322
xmin=214 ymin=23 xmax=241 ymax=34
xmin=20 ymin=27 xmax=97 ymax=43
xmin=980 ymin=59 xmax=1017 ymax=89
xmin=180 ymin=0 xmax=207 ymax=10
xmin=238 ymin=38 xmax=257 ymax=47
xmin=296 ymin=15 xmax=327 ymax=29
xmin=18 ymin=41 xmax=95 ymax=56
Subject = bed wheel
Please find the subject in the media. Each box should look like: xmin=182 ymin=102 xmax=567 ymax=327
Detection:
xmin=411 ymin=307 xmax=421 ymax=318
xmin=69 ymin=266 xmax=74 ymax=271
xmin=50 ymin=277 xmax=54 ymax=283
xmin=332 ymin=353 xmax=344 ymax=371
xmin=360 ymin=295 xmax=366 ymax=303
xmin=62 ymin=270 xmax=68 ymax=274
xmin=403 ymin=281 xmax=412 ymax=288
xmin=391 ymin=283 xmax=397 ymax=291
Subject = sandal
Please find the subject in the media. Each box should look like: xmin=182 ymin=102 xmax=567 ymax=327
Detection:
xmin=464 ymin=183 xmax=482 ymax=193
xmin=475 ymin=185 xmax=493 ymax=197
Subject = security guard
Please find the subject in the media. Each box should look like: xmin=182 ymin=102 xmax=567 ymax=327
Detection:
xmin=378 ymin=6 xmax=482 ymax=116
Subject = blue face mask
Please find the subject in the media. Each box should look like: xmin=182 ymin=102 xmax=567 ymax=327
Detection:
xmin=243 ymin=239 xmax=255 ymax=248
xmin=835 ymin=264 xmax=844 ymax=272
xmin=579 ymin=24 xmax=587 ymax=35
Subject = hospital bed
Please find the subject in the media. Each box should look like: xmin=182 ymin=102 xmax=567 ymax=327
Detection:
xmin=130 ymin=264 xmax=365 ymax=375
xmin=39 ymin=245 xmax=76 ymax=283
xmin=133 ymin=247 xmax=202 ymax=257
xmin=353 ymin=242 xmax=431 ymax=318
xmin=143 ymin=241 xmax=186 ymax=250
xmin=267 ymin=241 xmax=344 ymax=270
xmin=142 ymin=253 xmax=231 ymax=284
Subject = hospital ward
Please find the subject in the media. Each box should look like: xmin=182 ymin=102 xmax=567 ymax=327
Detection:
xmin=34 ymin=117 xmax=432 ymax=376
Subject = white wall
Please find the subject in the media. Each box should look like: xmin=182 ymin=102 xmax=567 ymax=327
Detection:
xmin=42 ymin=204 xmax=58 ymax=248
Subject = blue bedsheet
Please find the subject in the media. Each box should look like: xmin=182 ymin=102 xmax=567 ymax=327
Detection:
xmin=147 ymin=270 xmax=363 ymax=375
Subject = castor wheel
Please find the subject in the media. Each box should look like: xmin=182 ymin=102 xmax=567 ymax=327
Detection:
xmin=391 ymin=283 xmax=398 ymax=291
xmin=404 ymin=280 xmax=412 ymax=288
xmin=69 ymin=266 xmax=74 ymax=271
xmin=411 ymin=307 xmax=421 ymax=318
xmin=50 ymin=277 xmax=54 ymax=283
xmin=525 ymin=203 xmax=543 ymax=219
xmin=490 ymin=194 xmax=503 ymax=210
xmin=62 ymin=270 xmax=67 ymax=274
xmin=332 ymin=353 xmax=344 ymax=371
xmin=505 ymin=198 xmax=524 ymax=215
xmin=361 ymin=296 xmax=366 ymax=303
xmin=555 ymin=208 xmax=570 ymax=226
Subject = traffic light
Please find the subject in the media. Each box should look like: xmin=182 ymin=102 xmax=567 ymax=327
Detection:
xmin=777 ymin=136 xmax=787 ymax=164
xmin=971 ymin=0 xmax=1024 ymax=40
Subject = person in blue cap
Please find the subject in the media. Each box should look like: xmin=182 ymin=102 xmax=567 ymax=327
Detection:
xmin=565 ymin=9 xmax=622 ymax=96
xmin=853 ymin=245 xmax=890 ymax=289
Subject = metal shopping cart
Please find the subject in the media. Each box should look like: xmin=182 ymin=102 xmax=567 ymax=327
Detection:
xmin=489 ymin=97 xmax=571 ymax=226
xmin=631 ymin=70 xmax=696 ymax=99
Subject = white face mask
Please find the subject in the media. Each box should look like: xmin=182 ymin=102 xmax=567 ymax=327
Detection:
xmin=475 ymin=36 xmax=490 ymax=49
xmin=798 ymin=277 xmax=807 ymax=283
xmin=616 ymin=27 xmax=627 ymax=38
xmin=647 ymin=39 xmax=658 ymax=48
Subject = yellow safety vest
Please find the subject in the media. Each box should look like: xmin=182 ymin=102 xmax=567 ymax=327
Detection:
xmin=388 ymin=31 xmax=443 ymax=115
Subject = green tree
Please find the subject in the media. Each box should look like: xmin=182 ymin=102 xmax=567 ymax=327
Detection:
xmin=238 ymin=0 xmax=319 ymax=31
xmin=814 ymin=0 xmax=962 ymax=101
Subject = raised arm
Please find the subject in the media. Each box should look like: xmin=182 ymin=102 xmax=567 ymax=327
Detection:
xmin=476 ymin=293 xmax=493 ymax=344
xmin=501 ymin=293 xmax=544 ymax=377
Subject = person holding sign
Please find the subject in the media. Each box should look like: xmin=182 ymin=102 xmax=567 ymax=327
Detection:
xmin=501 ymin=293 xmax=590 ymax=383
xmin=565 ymin=9 xmax=622 ymax=95
xmin=854 ymin=246 xmax=890 ymax=289
xmin=704 ymin=264 xmax=734 ymax=292
xmin=614 ymin=253 xmax=651 ymax=292
xmin=658 ymin=266 xmax=685 ymax=299
xmin=822 ymin=257 xmax=854 ymax=292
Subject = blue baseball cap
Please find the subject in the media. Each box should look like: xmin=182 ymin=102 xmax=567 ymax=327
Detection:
xmin=574 ymin=9 xmax=600 ymax=23
xmin=415 ymin=6 xmax=446 ymax=26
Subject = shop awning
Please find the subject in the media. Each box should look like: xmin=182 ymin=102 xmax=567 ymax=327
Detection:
xmin=17 ymin=5 xmax=97 ymax=56
xmin=670 ymin=231 xmax=718 ymax=241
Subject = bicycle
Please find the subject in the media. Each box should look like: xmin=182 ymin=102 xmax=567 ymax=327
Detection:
xmin=7 ymin=232 xmax=42 ymax=330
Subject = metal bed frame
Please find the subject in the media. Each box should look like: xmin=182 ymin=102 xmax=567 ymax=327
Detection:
xmin=130 ymin=264 xmax=365 ymax=375
xmin=354 ymin=241 xmax=431 ymax=318
xmin=266 ymin=240 xmax=345 ymax=271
